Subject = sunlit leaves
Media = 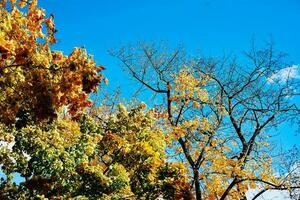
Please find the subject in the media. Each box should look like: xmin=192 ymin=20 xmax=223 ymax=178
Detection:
xmin=0 ymin=103 xmax=190 ymax=198
xmin=170 ymin=67 xmax=209 ymax=107
xmin=0 ymin=0 xmax=104 ymax=125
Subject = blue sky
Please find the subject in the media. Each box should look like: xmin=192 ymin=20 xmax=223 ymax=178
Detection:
xmin=40 ymin=0 xmax=300 ymax=94
xmin=39 ymin=0 xmax=300 ymax=148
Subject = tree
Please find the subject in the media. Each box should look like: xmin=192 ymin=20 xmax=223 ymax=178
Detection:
xmin=111 ymin=42 xmax=300 ymax=199
xmin=194 ymin=42 xmax=300 ymax=200
xmin=0 ymin=103 xmax=191 ymax=199
xmin=1 ymin=0 xmax=299 ymax=199
xmin=0 ymin=1 xmax=192 ymax=199
xmin=0 ymin=0 xmax=104 ymax=126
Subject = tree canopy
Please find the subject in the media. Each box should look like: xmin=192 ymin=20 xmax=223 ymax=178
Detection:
xmin=111 ymin=42 xmax=300 ymax=200
xmin=0 ymin=0 xmax=299 ymax=200
xmin=0 ymin=0 xmax=104 ymax=125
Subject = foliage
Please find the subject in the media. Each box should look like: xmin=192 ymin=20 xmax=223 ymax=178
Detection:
xmin=1 ymin=0 xmax=299 ymax=199
xmin=0 ymin=0 xmax=104 ymax=125
xmin=0 ymin=104 xmax=190 ymax=199
xmin=0 ymin=2 xmax=190 ymax=199
xmin=112 ymin=43 xmax=300 ymax=200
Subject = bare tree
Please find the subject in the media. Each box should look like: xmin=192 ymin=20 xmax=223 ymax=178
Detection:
xmin=110 ymin=42 xmax=300 ymax=200
xmin=196 ymin=42 xmax=300 ymax=200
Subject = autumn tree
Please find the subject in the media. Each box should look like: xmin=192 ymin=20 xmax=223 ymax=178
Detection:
xmin=194 ymin=42 xmax=300 ymax=200
xmin=0 ymin=0 xmax=104 ymax=126
xmin=1 ymin=102 xmax=192 ymax=199
xmin=111 ymin=42 xmax=300 ymax=200
xmin=0 ymin=1 xmax=192 ymax=199
xmin=1 ymin=0 xmax=299 ymax=199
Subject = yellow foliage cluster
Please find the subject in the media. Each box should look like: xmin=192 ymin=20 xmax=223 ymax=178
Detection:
xmin=171 ymin=68 xmax=209 ymax=106
xmin=0 ymin=0 xmax=104 ymax=124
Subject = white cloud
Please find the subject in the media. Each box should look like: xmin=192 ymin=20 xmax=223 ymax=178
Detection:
xmin=246 ymin=162 xmax=300 ymax=200
xmin=267 ymin=65 xmax=300 ymax=84
xmin=246 ymin=189 xmax=291 ymax=200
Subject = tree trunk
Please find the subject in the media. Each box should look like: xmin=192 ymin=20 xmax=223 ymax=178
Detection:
xmin=194 ymin=169 xmax=201 ymax=200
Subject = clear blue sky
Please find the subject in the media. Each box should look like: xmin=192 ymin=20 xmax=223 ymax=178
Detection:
xmin=39 ymin=0 xmax=299 ymax=148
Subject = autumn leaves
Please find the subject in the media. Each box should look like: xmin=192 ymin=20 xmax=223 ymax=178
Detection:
xmin=0 ymin=0 xmax=104 ymax=124
xmin=1 ymin=0 xmax=299 ymax=199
